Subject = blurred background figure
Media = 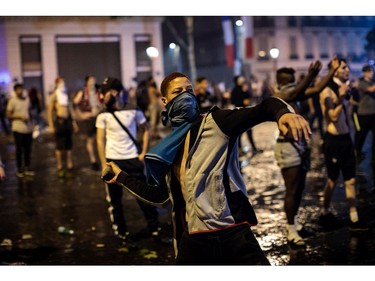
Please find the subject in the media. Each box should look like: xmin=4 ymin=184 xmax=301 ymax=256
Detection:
xmin=28 ymin=86 xmax=44 ymax=140
xmin=47 ymin=76 xmax=78 ymax=178
xmin=146 ymin=77 xmax=163 ymax=140
xmin=73 ymin=74 xmax=101 ymax=171
xmin=194 ymin=76 xmax=217 ymax=113
xmin=230 ymin=75 xmax=261 ymax=156
xmin=0 ymin=86 xmax=10 ymax=136
xmin=355 ymin=64 xmax=375 ymax=191
xmin=6 ymin=83 xmax=34 ymax=178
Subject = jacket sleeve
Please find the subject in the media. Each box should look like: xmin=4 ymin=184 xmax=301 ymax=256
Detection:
xmin=212 ymin=96 xmax=293 ymax=137
xmin=116 ymin=171 xmax=170 ymax=208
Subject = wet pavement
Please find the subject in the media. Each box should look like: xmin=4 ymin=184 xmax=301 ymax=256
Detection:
xmin=1 ymin=121 xmax=375 ymax=266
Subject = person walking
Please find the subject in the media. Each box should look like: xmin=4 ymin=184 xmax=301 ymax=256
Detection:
xmin=102 ymin=72 xmax=311 ymax=265
xmin=47 ymin=76 xmax=78 ymax=178
xmin=6 ymin=83 xmax=35 ymax=178
xmin=96 ymin=77 xmax=161 ymax=246
xmin=319 ymin=58 xmax=369 ymax=232
xmin=272 ymin=57 xmax=339 ymax=248
xmin=355 ymin=64 xmax=375 ymax=191
xmin=73 ymin=74 xmax=101 ymax=171
xmin=230 ymin=75 xmax=261 ymax=156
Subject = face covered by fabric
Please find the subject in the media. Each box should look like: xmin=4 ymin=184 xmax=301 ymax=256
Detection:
xmin=162 ymin=90 xmax=201 ymax=129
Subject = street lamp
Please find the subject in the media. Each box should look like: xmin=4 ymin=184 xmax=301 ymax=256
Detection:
xmin=146 ymin=46 xmax=159 ymax=59
xmin=269 ymin=48 xmax=280 ymax=83
xmin=146 ymin=46 xmax=159 ymax=79
xmin=269 ymin=48 xmax=280 ymax=60
xmin=168 ymin=42 xmax=181 ymax=72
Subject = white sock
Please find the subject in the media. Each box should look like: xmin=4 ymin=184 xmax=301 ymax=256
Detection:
xmin=350 ymin=210 xmax=359 ymax=223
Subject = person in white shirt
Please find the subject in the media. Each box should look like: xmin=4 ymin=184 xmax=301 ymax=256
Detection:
xmin=6 ymin=83 xmax=34 ymax=178
xmin=96 ymin=77 xmax=160 ymax=246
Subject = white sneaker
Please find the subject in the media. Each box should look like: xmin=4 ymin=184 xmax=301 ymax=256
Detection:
xmin=287 ymin=228 xmax=306 ymax=248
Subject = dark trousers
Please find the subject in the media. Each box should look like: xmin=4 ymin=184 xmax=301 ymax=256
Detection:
xmin=355 ymin=114 xmax=375 ymax=180
xmin=13 ymin=131 xmax=32 ymax=171
xmin=176 ymin=224 xmax=270 ymax=265
xmin=105 ymin=157 xmax=159 ymax=236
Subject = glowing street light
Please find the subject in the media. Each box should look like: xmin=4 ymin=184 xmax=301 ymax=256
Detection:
xmin=269 ymin=48 xmax=280 ymax=59
xmin=169 ymin=43 xmax=176 ymax=50
xmin=235 ymin=20 xmax=243 ymax=27
xmin=146 ymin=46 xmax=159 ymax=58
xmin=269 ymin=48 xmax=280 ymax=83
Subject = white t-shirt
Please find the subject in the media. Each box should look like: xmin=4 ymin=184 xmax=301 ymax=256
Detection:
xmin=6 ymin=96 xmax=32 ymax=134
xmin=96 ymin=108 xmax=146 ymax=160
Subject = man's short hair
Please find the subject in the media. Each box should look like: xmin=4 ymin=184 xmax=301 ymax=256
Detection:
xmin=195 ymin=76 xmax=207 ymax=84
xmin=160 ymin=72 xmax=190 ymax=97
xmin=328 ymin=58 xmax=347 ymax=70
xmin=276 ymin=67 xmax=295 ymax=85
xmin=362 ymin=64 xmax=374 ymax=72
xmin=100 ymin=77 xmax=124 ymax=94
xmin=13 ymin=83 xmax=23 ymax=91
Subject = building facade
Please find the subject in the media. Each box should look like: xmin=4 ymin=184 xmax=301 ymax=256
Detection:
xmin=0 ymin=16 xmax=164 ymax=107
xmin=162 ymin=16 xmax=375 ymax=91
xmin=249 ymin=16 xmax=375 ymax=83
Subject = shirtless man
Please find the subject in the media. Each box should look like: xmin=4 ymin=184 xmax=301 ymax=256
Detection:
xmin=319 ymin=58 xmax=368 ymax=232
xmin=48 ymin=76 xmax=78 ymax=178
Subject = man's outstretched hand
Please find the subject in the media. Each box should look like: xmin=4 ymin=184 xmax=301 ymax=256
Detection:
xmin=278 ymin=113 xmax=311 ymax=142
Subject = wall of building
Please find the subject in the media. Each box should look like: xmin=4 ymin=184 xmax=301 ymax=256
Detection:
xmin=2 ymin=17 xmax=164 ymax=105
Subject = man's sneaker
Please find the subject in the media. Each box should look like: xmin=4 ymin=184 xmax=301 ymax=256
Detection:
xmin=133 ymin=226 xmax=161 ymax=240
xmin=118 ymin=232 xmax=139 ymax=250
xmin=57 ymin=169 xmax=65 ymax=178
xmin=24 ymin=168 xmax=35 ymax=176
xmin=350 ymin=220 xmax=369 ymax=232
xmin=16 ymin=171 xmax=24 ymax=178
xmin=65 ymin=168 xmax=74 ymax=178
xmin=319 ymin=212 xmax=345 ymax=231
xmin=287 ymin=234 xmax=306 ymax=249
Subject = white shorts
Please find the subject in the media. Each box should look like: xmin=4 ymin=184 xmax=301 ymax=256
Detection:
xmin=274 ymin=139 xmax=305 ymax=170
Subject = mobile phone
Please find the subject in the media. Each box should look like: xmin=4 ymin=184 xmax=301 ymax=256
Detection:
xmin=101 ymin=165 xmax=115 ymax=181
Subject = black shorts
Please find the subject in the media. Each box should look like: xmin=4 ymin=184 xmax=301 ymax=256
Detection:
xmin=54 ymin=117 xmax=73 ymax=150
xmin=323 ymin=133 xmax=355 ymax=181
xmin=78 ymin=118 xmax=96 ymax=137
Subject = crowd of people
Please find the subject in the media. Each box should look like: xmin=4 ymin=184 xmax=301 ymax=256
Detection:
xmin=0 ymin=56 xmax=374 ymax=265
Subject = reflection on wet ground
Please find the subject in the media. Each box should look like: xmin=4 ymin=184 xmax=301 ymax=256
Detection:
xmin=0 ymin=122 xmax=374 ymax=265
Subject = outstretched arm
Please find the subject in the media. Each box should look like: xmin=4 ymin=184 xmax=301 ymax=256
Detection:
xmin=304 ymin=56 xmax=340 ymax=98
xmin=273 ymin=60 xmax=322 ymax=102
xmin=102 ymin=161 xmax=170 ymax=208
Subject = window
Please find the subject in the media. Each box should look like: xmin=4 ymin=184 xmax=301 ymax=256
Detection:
xmin=20 ymin=36 xmax=44 ymax=107
xmin=289 ymin=36 xmax=298 ymax=60
xmin=319 ymin=33 xmax=329 ymax=59
xmin=333 ymin=34 xmax=343 ymax=58
xmin=257 ymin=36 xmax=269 ymax=60
xmin=56 ymin=35 xmax=121 ymax=93
xmin=134 ymin=34 xmax=153 ymax=82
xmin=304 ymin=34 xmax=314 ymax=59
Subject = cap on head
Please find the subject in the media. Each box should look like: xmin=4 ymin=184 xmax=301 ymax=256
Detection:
xmin=100 ymin=77 xmax=124 ymax=94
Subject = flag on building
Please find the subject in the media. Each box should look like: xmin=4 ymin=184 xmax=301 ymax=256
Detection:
xmin=242 ymin=16 xmax=254 ymax=59
xmin=221 ymin=16 xmax=234 ymax=68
